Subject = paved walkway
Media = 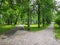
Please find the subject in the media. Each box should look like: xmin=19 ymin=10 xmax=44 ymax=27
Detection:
xmin=0 ymin=23 xmax=60 ymax=45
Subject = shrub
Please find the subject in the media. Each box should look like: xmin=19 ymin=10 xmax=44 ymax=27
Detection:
xmin=55 ymin=15 xmax=60 ymax=27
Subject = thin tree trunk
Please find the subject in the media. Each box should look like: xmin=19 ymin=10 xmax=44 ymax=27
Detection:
xmin=14 ymin=15 xmax=19 ymax=25
xmin=42 ymin=10 xmax=45 ymax=27
xmin=43 ymin=17 xmax=45 ymax=27
xmin=38 ymin=4 xmax=40 ymax=28
xmin=27 ymin=8 xmax=30 ymax=30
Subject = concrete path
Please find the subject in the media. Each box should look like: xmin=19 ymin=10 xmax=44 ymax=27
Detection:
xmin=0 ymin=23 xmax=60 ymax=45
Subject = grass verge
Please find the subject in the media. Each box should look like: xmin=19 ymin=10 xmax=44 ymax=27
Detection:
xmin=0 ymin=25 xmax=15 ymax=34
xmin=24 ymin=24 xmax=49 ymax=32
xmin=54 ymin=24 xmax=60 ymax=39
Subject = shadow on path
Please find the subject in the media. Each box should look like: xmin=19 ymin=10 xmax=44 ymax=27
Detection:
xmin=0 ymin=22 xmax=60 ymax=45
xmin=4 ymin=25 xmax=25 ymax=37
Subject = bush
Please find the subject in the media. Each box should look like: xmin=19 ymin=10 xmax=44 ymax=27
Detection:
xmin=55 ymin=15 xmax=60 ymax=27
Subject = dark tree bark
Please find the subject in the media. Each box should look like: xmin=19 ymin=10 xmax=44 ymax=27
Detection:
xmin=27 ymin=8 xmax=30 ymax=30
xmin=38 ymin=4 xmax=40 ymax=28
xmin=43 ymin=16 xmax=45 ymax=27
xmin=42 ymin=9 xmax=45 ymax=27
xmin=14 ymin=15 xmax=19 ymax=25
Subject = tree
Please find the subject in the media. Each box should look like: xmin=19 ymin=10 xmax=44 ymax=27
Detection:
xmin=36 ymin=0 xmax=41 ymax=28
xmin=27 ymin=0 xmax=30 ymax=30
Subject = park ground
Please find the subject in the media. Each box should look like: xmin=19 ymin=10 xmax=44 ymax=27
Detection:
xmin=0 ymin=23 xmax=60 ymax=45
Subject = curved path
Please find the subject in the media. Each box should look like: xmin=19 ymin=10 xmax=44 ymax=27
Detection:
xmin=0 ymin=23 xmax=60 ymax=45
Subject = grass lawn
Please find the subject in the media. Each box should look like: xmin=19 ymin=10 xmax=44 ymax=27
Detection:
xmin=0 ymin=25 xmax=15 ymax=34
xmin=0 ymin=24 xmax=49 ymax=34
xmin=54 ymin=24 xmax=60 ymax=39
xmin=24 ymin=24 xmax=49 ymax=32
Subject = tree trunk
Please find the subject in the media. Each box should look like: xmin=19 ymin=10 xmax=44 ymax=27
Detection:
xmin=43 ymin=17 xmax=45 ymax=27
xmin=27 ymin=8 xmax=30 ymax=30
xmin=7 ymin=15 xmax=12 ymax=25
xmin=38 ymin=4 xmax=40 ymax=28
xmin=42 ymin=7 xmax=45 ymax=27
xmin=14 ymin=15 xmax=19 ymax=25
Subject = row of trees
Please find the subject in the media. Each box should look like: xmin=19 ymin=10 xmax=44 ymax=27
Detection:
xmin=55 ymin=1 xmax=60 ymax=27
xmin=0 ymin=0 xmax=55 ymax=30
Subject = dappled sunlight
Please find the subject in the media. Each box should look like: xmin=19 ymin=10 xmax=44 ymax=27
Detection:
xmin=1 ymin=25 xmax=14 ymax=28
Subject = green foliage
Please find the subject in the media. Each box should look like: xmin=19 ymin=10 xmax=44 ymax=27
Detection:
xmin=55 ymin=15 xmax=60 ymax=27
xmin=0 ymin=0 xmax=54 ymax=31
xmin=54 ymin=24 xmax=60 ymax=38
xmin=57 ymin=11 xmax=60 ymax=16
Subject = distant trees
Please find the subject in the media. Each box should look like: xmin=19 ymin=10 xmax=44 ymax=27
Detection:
xmin=42 ymin=0 xmax=54 ymax=24
xmin=0 ymin=0 xmax=55 ymax=30
xmin=36 ymin=0 xmax=54 ymax=27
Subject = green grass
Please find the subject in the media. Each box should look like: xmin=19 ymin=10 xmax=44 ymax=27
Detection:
xmin=0 ymin=24 xmax=49 ymax=34
xmin=24 ymin=24 xmax=49 ymax=32
xmin=0 ymin=25 xmax=15 ymax=34
xmin=54 ymin=24 xmax=60 ymax=39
